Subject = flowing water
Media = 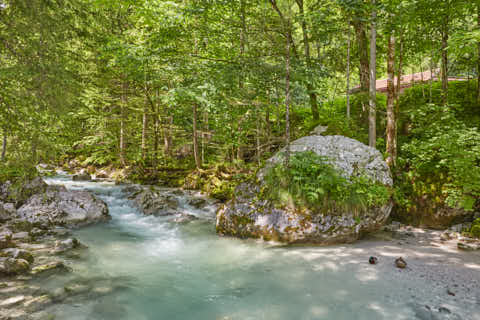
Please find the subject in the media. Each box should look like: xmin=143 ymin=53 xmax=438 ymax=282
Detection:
xmin=38 ymin=175 xmax=478 ymax=320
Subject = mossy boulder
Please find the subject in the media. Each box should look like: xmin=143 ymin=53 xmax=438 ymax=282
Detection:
xmin=216 ymin=135 xmax=393 ymax=244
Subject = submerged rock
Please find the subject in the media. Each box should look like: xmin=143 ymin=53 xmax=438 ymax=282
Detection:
xmin=217 ymin=135 xmax=393 ymax=244
xmin=31 ymin=261 xmax=70 ymax=275
xmin=17 ymin=185 xmax=110 ymax=227
xmin=51 ymin=238 xmax=83 ymax=254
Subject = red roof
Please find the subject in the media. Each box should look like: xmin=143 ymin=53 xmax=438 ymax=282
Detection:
xmin=351 ymin=69 xmax=465 ymax=93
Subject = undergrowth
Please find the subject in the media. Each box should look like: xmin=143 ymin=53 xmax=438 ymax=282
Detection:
xmin=261 ymin=151 xmax=391 ymax=213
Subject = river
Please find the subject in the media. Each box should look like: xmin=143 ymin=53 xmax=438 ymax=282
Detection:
xmin=36 ymin=175 xmax=479 ymax=320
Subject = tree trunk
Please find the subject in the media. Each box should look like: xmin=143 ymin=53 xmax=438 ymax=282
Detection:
xmin=441 ymin=21 xmax=449 ymax=105
xmin=141 ymin=104 xmax=148 ymax=161
xmin=153 ymin=113 xmax=159 ymax=167
xmin=386 ymin=33 xmax=396 ymax=167
xmin=120 ymin=81 xmax=127 ymax=167
xmin=295 ymin=0 xmax=319 ymax=121
xmin=368 ymin=0 xmax=377 ymax=148
xmin=395 ymin=38 xmax=403 ymax=103
xmin=239 ymin=0 xmax=247 ymax=88
xmin=430 ymin=48 xmax=434 ymax=103
xmin=163 ymin=115 xmax=172 ymax=157
xmin=1 ymin=131 xmax=6 ymax=162
xmin=193 ymin=104 xmax=201 ymax=169
xmin=352 ymin=20 xmax=370 ymax=92
xmin=346 ymin=25 xmax=351 ymax=119
xmin=285 ymin=28 xmax=291 ymax=166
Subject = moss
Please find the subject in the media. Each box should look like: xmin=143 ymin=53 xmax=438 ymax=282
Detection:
xmin=470 ymin=219 xmax=480 ymax=238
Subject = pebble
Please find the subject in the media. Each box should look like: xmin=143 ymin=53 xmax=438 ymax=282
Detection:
xmin=395 ymin=257 xmax=407 ymax=269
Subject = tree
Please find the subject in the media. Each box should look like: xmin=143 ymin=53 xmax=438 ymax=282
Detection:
xmin=368 ymin=0 xmax=377 ymax=148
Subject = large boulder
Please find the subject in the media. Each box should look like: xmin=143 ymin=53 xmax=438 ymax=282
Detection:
xmin=216 ymin=135 xmax=393 ymax=244
xmin=16 ymin=185 xmax=110 ymax=227
xmin=125 ymin=186 xmax=179 ymax=216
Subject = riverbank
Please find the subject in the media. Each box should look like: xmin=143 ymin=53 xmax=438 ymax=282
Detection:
xmin=1 ymin=176 xmax=479 ymax=320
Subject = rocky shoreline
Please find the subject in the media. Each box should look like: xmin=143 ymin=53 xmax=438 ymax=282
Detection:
xmin=0 ymin=174 xmax=114 ymax=319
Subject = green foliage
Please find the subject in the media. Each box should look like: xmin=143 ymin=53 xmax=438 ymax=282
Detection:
xmin=396 ymin=102 xmax=480 ymax=213
xmin=470 ymin=219 xmax=480 ymax=238
xmin=0 ymin=160 xmax=38 ymax=184
xmin=261 ymin=151 xmax=390 ymax=212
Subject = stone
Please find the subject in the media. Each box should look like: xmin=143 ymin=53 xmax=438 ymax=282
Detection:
xmin=1 ymin=248 xmax=34 ymax=264
xmin=0 ymin=258 xmax=30 ymax=275
xmin=51 ymin=238 xmax=82 ymax=254
xmin=447 ymin=288 xmax=456 ymax=296
xmin=23 ymin=295 xmax=52 ymax=312
xmin=310 ymin=125 xmax=328 ymax=135
xmin=126 ymin=187 xmax=179 ymax=216
xmin=0 ymin=203 xmax=10 ymax=222
xmin=49 ymin=227 xmax=71 ymax=238
xmin=17 ymin=186 xmax=110 ymax=228
xmin=64 ymin=283 xmax=90 ymax=295
xmin=31 ymin=261 xmax=69 ymax=275
xmin=457 ymin=241 xmax=480 ymax=251
xmin=187 ymin=197 xmax=207 ymax=209
xmin=170 ymin=214 xmax=199 ymax=224
xmin=0 ymin=295 xmax=26 ymax=308
xmin=440 ymin=231 xmax=457 ymax=241
xmin=72 ymin=173 xmax=92 ymax=181
xmin=259 ymin=135 xmax=393 ymax=186
xmin=369 ymin=256 xmax=378 ymax=265
xmin=95 ymin=170 xmax=109 ymax=179
xmin=0 ymin=229 xmax=13 ymax=249
xmin=395 ymin=257 xmax=407 ymax=269
xmin=12 ymin=232 xmax=31 ymax=242
xmin=217 ymin=136 xmax=393 ymax=244
xmin=29 ymin=227 xmax=47 ymax=238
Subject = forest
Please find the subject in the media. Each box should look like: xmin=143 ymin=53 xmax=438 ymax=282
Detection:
xmin=1 ymin=0 xmax=480 ymax=319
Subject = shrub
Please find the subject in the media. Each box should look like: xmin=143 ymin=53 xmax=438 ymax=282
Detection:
xmin=261 ymin=151 xmax=391 ymax=212
xmin=470 ymin=219 xmax=480 ymax=238
xmin=396 ymin=103 xmax=480 ymax=212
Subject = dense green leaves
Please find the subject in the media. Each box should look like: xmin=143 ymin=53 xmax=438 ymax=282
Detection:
xmin=262 ymin=151 xmax=391 ymax=211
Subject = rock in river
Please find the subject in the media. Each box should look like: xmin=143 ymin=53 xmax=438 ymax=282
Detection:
xmin=125 ymin=186 xmax=179 ymax=216
xmin=216 ymin=135 xmax=393 ymax=244
xmin=16 ymin=185 xmax=110 ymax=228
